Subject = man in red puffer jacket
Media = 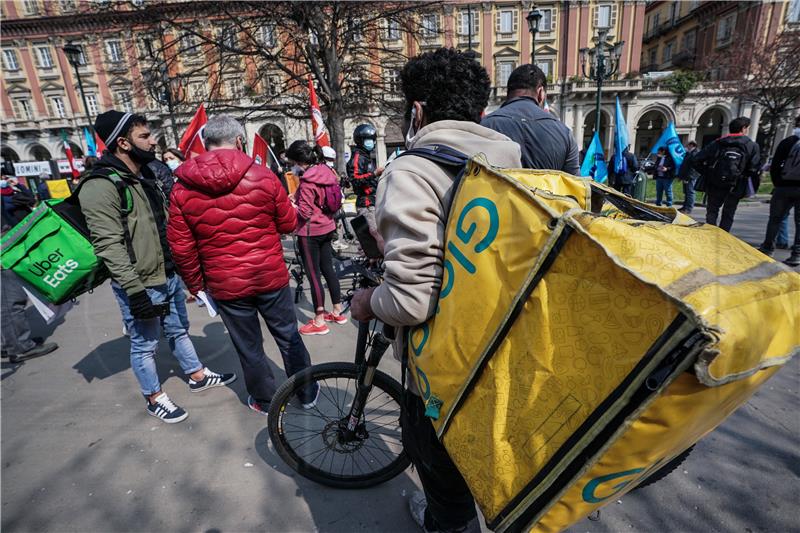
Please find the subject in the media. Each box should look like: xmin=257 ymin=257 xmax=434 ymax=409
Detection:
xmin=167 ymin=115 xmax=318 ymax=415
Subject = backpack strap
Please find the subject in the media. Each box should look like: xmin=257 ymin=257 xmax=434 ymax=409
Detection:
xmin=76 ymin=169 xmax=137 ymax=265
xmin=397 ymin=145 xmax=470 ymax=170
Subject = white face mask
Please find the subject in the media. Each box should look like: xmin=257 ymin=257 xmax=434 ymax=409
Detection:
xmin=405 ymin=106 xmax=419 ymax=149
xmin=166 ymin=159 xmax=180 ymax=171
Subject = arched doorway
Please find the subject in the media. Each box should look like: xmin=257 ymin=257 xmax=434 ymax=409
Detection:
xmin=258 ymin=123 xmax=285 ymax=164
xmin=634 ymin=109 xmax=670 ymax=157
xmin=1 ymin=147 xmax=20 ymax=162
xmin=695 ymin=108 xmax=727 ymax=148
xmin=582 ymin=109 xmax=611 ymax=153
xmin=30 ymin=145 xmax=52 ymax=161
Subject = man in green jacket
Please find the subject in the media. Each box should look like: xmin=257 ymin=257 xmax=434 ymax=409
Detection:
xmin=79 ymin=110 xmax=235 ymax=423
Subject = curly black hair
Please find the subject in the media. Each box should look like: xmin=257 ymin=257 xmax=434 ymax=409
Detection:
xmin=400 ymin=47 xmax=490 ymax=124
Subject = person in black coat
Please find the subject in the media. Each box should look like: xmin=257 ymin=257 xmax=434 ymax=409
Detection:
xmin=611 ymin=146 xmax=639 ymax=196
xmin=678 ymin=141 xmax=699 ymax=213
xmin=649 ymin=147 xmax=675 ymax=206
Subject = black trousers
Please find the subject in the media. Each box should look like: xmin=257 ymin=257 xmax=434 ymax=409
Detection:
xmin=1 ymin=270 xmax=36 ymax=356
xmin=216 ymin=286 xmax=314 ymax=404
xmin=401 ymin=393 xmax=477 ymax=531
xmin=297 ymin=231 xmax=341 ymax=312
xmin=762 ymin=186 xmax=800 ymax=254
xmin=705 ymin=188 xmax=741 ymax=232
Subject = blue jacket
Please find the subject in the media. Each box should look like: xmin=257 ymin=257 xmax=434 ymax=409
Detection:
xmin=481 ymin=96 xmax=580 ymax=175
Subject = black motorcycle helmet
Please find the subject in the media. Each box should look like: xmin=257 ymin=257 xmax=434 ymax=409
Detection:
xmin=353 ymin=124 xmax=377 ymax=150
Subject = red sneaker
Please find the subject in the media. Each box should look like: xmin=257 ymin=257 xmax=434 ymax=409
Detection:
xmin=323 ymin=312 xmax=348 ymax=325
xmin=299 ymin=320 xmax=330 ymax=336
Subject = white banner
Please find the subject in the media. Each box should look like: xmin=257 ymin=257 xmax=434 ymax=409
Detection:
xmin=12 ymin=159 xmax=85 ymax=176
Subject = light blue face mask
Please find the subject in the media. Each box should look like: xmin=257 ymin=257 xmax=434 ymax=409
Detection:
xmin=363 ymin=139 xmax=375 ymax=151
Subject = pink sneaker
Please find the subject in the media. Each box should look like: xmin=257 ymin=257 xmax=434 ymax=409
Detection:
xmin=323 ymin=312 xmax=348 ymax=325
xmin=299 ymin=320 xmax=330 ymax=336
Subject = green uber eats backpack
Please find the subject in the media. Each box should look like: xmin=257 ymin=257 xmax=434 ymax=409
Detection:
xmin=0 ymin=169 xmax=135 ymax=305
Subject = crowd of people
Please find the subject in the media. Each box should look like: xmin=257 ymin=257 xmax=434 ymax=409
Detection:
xmin=1 ymin=45 xmax=798 ymax=531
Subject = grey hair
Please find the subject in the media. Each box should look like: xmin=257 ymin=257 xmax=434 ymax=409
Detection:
xmin=203 ymin=115 xmax=246 ymax=148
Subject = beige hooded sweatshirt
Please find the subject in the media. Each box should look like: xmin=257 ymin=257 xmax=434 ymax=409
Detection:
xmin=370 ymin=120 xmax=522 ymax=327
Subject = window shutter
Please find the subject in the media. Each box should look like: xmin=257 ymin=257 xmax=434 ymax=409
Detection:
xmin=611 ymin=5 xmax=618 ymax=31
xmin=513 ymin=10 xmax=518 ymax=33
xmin=496 ymin=11 xmax=501 ymax=33
xmin=593 ymin=6 xmax=598 ymax=28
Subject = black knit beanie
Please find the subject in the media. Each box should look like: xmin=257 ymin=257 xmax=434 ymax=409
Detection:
xmin=94 ymin=110 xmax=134 ymax=150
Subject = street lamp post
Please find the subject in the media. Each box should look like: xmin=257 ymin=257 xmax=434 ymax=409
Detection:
xmin=63 ymin=43 xmax=93 ymax=133
xmin=579 ymin=29 xmax=624 ymax=144
xmin=526 ymin=7 xmax=542 ymax=65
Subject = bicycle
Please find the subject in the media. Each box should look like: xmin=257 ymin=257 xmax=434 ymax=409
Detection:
xmin=268 ymin=215 xmax=693 ymax=492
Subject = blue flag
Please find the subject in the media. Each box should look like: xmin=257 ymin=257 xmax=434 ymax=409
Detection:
xmin=613 ymin=97 xmax=629 ymax=174
xmin=84 ymin=127 xmax=97 ymax=157
xmin=649 ymin=122 xmax=686 ymax=171
xmin=580 ymin=132 xmax=608 ymax=184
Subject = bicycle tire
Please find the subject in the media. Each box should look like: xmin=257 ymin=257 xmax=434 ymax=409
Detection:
xmin=635 ymin=444 xmax=695 ymax=490
xmin=267 ymin=362 xmax=410 ymax=489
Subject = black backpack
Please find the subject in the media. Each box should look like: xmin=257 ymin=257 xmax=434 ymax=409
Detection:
xmin=709 ymin=142 xmax=747 ymax=189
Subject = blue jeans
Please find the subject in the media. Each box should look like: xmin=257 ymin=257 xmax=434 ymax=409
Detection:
xmin=656 ymin=178 xmax=674 ymax=206
xmin=777 ymin=213 xmax=790 ymax=247
xmin=682 ymin=177 xmax=696 ymax=211
xmin=112 ymin=274 xmax=203 ymax=396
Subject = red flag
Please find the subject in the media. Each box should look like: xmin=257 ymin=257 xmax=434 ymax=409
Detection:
xmin=60 ymin=130 xmax=80 ymax=178
xmin=179 ymin=104 xmax=208 ymax=158
xmin=252 ymin=133 xmax=269 ymax=166
xmin=94 ymin=131 xmax=107 ymax=155
xmin=308 ymin=76 xmax=330 ymax=147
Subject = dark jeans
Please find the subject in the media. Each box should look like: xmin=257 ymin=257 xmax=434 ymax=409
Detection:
xmin=761 ymin=187 xmax=800 ymax=254
xmin=705 ymin=187 xmax=741 ymax=232
xmin=655 ymin=178 xmax=673 ymax=206
xmin=297 ymin=231 xmax=341 ymax=312
xmin=682 ymin=177 xmax=696 ymax=212
xmin=216 ymin=286 xmax=314 ymax=404
xmin=1 ymin=270 xmax=36 ymax=356
xmin=401 ymin=393 xmax=477 ymax=531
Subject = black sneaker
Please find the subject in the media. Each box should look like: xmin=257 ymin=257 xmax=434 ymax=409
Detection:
xmin=8 ymin=342 xmax=58 ymax=363
xmin=146 ymin=393 xmax=188 ymax=424
xmin=785 ymin=254 xmax=800 ymax=267
xmin=189 ymin=368 xmax=237 ymax=392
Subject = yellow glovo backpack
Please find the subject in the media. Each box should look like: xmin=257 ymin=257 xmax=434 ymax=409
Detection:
xmin=406 ymin=155 xmax=800 ymax=533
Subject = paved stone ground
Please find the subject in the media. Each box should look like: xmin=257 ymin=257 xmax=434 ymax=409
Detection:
xmin=2 ymin=199 xmax=797 ymax=533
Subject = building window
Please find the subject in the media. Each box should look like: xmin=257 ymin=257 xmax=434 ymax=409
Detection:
xmin=106 ymin=40 xmax=124 ymax=63
xmin=72 ymin=44 xmax=88 ymax=66
xmin=497 ymin=9 xmax=518 ymax=37
xmin=663 ymin=40 xmax=675 ymax=62
xmin=226 ymin=79 xmax=243 ymax=99
xmin=669 ymin=2 xmax=678 ymax=24
xmin=422 ymin=14 xmax=439 ymax=39
xmin=35 ymin=45 xmax=54 ymax=68
xmin=349 ymin=18 xmax=364 ymax=42
xmin=114 ymin=90 xmax=133 ymax=113
xmin=458 ymin=9 xmax=479 ymax=39
xmin=188 ymin=81 xmax=206 ymax=101
xmin=259 ymin=24 xmax=276 ymax=47
xmin=496 ymin=60 xmax=516 ymax=87
xmin=682 ymin=30 xmax=697 ymax=52
xmin=2 ymin=49 xmax=19 ymax=71
xmin=13 ymin=99 xmax=34 ymax=120
xmin=594 ymin=4 xmax=617 ymax=30
xmin=716 ymin=13 xmax=736 ymax=45
xmin=536 ymin=59 xmax=554 ymax=80
xmin=220 ymin=28 xmax=238 ymax=50
xmin=539 ymin=8 xmax=557 ymax=33
xmin=267 ymin=75 xmax=281 ymax=96
xmin=59 ymin=0 xmax=76 ymax=12
xmin=649 ymin=48 xmax=657 ymax=66
xmin=386 ymin=19 xmax=401 ymax=41
xmin=180 ymin=32 xmax=199 ymax=56
xmin=653 ymin=12 xmax=660 ymax=29
xmin=48 ymin=96 xmax=67 ymax=118
xmin=385 ymin=67 xmax=401 ymax=93
xmin=789 ymin=0 xmax=800 ymax=23
xmin=86 ymin=93 xmax=99 ymax=116
xmin=23 ymin=0 xmax=38 ymax=15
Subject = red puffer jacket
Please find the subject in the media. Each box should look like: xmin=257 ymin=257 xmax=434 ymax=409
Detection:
xmin=167 ymin=149 xmax=297 ymax=300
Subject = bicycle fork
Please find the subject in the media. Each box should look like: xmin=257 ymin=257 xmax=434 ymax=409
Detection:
xmin=342 ymin=325 xmax=394 ymax=438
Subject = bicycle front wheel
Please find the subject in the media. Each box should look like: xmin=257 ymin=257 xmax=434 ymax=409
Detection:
xmin=267 ymin=362 xmax=410 ymax=489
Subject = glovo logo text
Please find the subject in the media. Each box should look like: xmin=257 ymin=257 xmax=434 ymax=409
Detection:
xmin=410 ymin=197 xmax=499 ymax=403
